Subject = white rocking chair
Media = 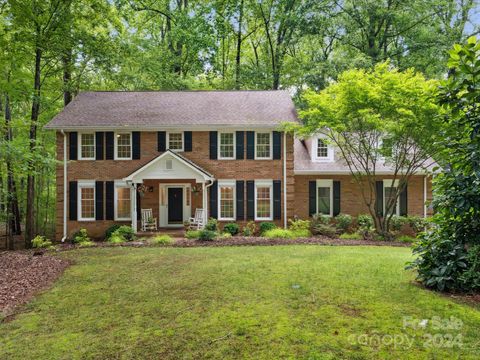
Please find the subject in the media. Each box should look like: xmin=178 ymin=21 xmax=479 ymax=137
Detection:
xmin=141 ymin=209 xmax=157 ymax=232
xmin=188 ymin=208 xmax=205 ymax=229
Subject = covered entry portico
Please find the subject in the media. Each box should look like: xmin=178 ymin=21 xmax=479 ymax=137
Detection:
xmin=123 ymin=150 xmax=214 ymax=232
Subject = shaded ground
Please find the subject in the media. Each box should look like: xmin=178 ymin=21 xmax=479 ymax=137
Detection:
xmin=0 ymin=251 xmax=70 ymax=318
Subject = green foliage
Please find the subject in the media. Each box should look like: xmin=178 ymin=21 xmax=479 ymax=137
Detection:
xmin=73 ymin=229 xmax=90 ymax=244
xmin=149 ymin=235 xmax=173 ymax=246
xmin=32 ymin=235 xmax=53 ymax=249
xmin=218 ymin=233 xmax=232 ymax=239
xmin=311 ymin=224 xmax=337 ymax=238
xmin=311 ymin=214 xmax=330 ymax=225
xmin=185 ymin=230 xmax=201 ymax=239
xmin=389 ymin=216 xmax=408 ymax=232
xmin=397 ymin=235 xmax=416 ymax=244
xmin=105 ymin=224 xmax=122 ymax=240
xmin=259 ymin=222 xmax=277 ymax=235
xmin=357 ymin=214 xmax=374 ymax=230
xmin=204 ymin=218 xmax=218 ymax=232
xmin=223 ymin=223 xmax=239 ymax=236
xmin=339 ymin=232 xmax=362 ymax=240
xmin=242 ymin=221 xmax=257 ymax=237
xmin=288 ymin=219 xmax=311 ymax=232
xmin=108 ymin=235 xmax=125 ymax=244
xmin=335 ymin=214 xmax=353 ymax=233
xmin=263 ymin=229 xmax=310 ymax=239
xmin=78 ymin=241 xmax=95 ymax=248
xmin=407 ymin=216 xmax=428 ymax=234
xmin=113 ymin=226 xmax=135 ymax=242
xmin=198 ymin=230 xmax=217 ymax=241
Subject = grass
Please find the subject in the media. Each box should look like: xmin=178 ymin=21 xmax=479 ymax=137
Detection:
xmin=1 ymin=246 xmax=479 ymax=359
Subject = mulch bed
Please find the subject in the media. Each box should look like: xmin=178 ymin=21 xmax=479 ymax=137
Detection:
xmin=0 ymin=251 xmax=71 ymax=319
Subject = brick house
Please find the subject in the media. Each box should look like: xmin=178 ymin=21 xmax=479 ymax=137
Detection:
xmin=45 ymin=91 xmax=432 ymax=240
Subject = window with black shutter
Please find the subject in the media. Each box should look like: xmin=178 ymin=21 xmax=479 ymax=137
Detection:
xmin=236 ymin=132 xmax=244 ymax=160
xmin=273 ymin=131 xmax=281 ymax=160
xmin=246 ymin=131 xmax=255 ymax=159
xmin=184 ymin=131 xmax=192 ymax=152
xmin=246 ymin=180 xmax=255 ymax=219
xmin=132 ymin=132 xmax=141 ymax=159
xmin=308 ymin=181 xmax=316 ymax=217
xmin=105 ymin=132 xmax=114 ymax=160
xmin=209 ymin=181 xmax=218 ymax=218
xmin=69 ymin=132 xmax=78 ymax=160
xmin=236 ymin=180 xmax=245 ymax=220
xmin=209 ymin=131 xmax=218 ymax=160
xmin=69 ymin=181 xmax=78 ymax=220
xmin=95 ymin=132 xmax=104 ymax=160
xmin=105 ymin=181 xmax=114 ymax=220
xmin=375 ymin=181 xmax=384 ymax=217
xmin=158 ymin=131 xmax=166 ymax=152
xmin=333 ymin=181 xmax=341 ymax=216
xmin=273 ymin=180 xmax=281 ymax=219
xmin=95 ymin=181 xmax=104 ymax=220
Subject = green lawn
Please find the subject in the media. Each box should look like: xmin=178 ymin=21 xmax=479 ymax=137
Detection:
xmin=1 ymin=246 xmax=479 ymax=359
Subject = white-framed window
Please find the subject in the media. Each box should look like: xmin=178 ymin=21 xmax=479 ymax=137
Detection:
xmin=313 ymin=137 xmax=334 ymax=162
xmin=115 ymin=133 xmax=132 ymax=160
xmin=383 ymin=179 xmax=400 ymax=216
xmin=255 ymin=132 xmax=272 ymax=159
xmin=79 ymin=133 xmax=95 ymax=160
xmin=218 ymin=180 xmax=236 ymax=220
xmin=316 ymin=179 xmax=333 ymax=216
xmin=167 ymin=132 xmax=184 ymax=151
xmin=254 ymin=180 xmax=273 ymax=220
xmin=78 ymin=181 xmax=95 ymax=221
xmin=115 ymin=181 xmax=131 ymax=221
xmin=218 ymin=132 xmax=235 ymax=159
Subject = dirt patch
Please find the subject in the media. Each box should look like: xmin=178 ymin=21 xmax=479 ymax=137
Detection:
xmin=338 ymin=303 xmax=365 ymax=317
xmin=0 ymin=251 xmax=71 ymax=319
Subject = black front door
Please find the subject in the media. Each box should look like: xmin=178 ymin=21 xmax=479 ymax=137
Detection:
xmin=168 ymin=187 xmax=183 ymax=223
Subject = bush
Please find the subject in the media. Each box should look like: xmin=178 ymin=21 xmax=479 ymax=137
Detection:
xmin=223 ymin=222 xmax=239 ymax=236
xmin=73 ymin=229 xmax=90 ymax=244
xmin=397 ymin=235 xmax=416 ymax=243
xmin=149 ymin=234 xmax=173 ymax=245
xmin=219 ymin=232 xmax=232 ymax=239
xmin=259 ymin=222 xmax=277 ymax=235
xmin=312 ymin=213 xmax=330 ymax=225
xmin=105 ymin=224 xmax=121 ymax=240
xmin=312 ymin=224 xmax=337 ymax=238
xmin=185 ymin=230 xmax=201 ymax=239
xmin=390 ymin=215 xmax=408 ymax=232
xmin=32 ymin=235 xmax=53 ymax=249
xmin=288 ymin=219 xmax=311 ymax=232
xmin=335 ymin=214 xmax=353 ymax=233
xmin=357 ymin=214 xmax=374 ymax=229
xmin=198 ymin=229 xmax=217 ymax=241
xmin=114 ymin=225 xmax=136 ymax=241
xmin=242 ymin=221 xmax=257 ymax=236
xmin=264 ymin=228 xmax=310 ymax=239
xmin=204 ymin=218 xmax=218 ymax=232
xmin=407 ymin=216 xmax=428 ymax=234
xmin=339 ymin=232 xmax=362 ymax=240
xmin=108 ymin=234 xmax=125 ymax=244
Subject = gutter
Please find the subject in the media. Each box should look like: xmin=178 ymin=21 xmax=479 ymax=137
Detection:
xmin=283 ymin=132 xmax=287 ymax=228
xmin=61 ymin=130 xmax=67 ymax=242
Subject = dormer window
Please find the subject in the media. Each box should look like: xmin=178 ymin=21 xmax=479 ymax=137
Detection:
xmin=317 ymin=139 xmax=328 ymax=158
xmin=313 ymin=137 xmax=333 ymax=162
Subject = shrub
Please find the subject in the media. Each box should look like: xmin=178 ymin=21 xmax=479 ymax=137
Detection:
xmin=198 ymin=229 xmax=217 ymax=241
xmin=73 ymin=229 xmax=90 ymax=244
xmin=407 ymin=216 xmax=428 ymax=234
xmin=312 ymin=224 xmax=336 ymax=238
xmin=223 ymin=222 xmax=239 ymax=236
xmin=242 ymin=221 xmax=257 ymax=236
xmin=357 ymin=214 xmax=374 ymax=229
xmin=259 ymin=222 xmax=277 ymax=235
xmin=389 ymin=215 xmax=408 ymax=232
xmin=32 ymin=235 xmax=53 ymax=249
xmin=108 ymin=234 xmax=125 ymax=244
xmin=397 ymin=235 xmax=416 ymax=243
xmin=114 ymin=225 xmax=136 ymax=241
xmin=204 ymin=218 xmax=218 ymax=232
xmin=339 ymin=232 xmax=362 ymax=240
xmin=312 ymin=213 xmax=330 ymax=225
xmin=149 ymin=234 xmax=173 ymax=245
xmin=185 ymin=230 xmax=201 ymax=239
xmin=219 ymin=232 xmax=232 ymax=239
xmin=288 ymin=219 xmax=311 ymax=232
xmin=264 ymin=228 xmax=310 ymax=239
xmin=105 ymin=224 xmax=121 ymax=240
xmin=335 ymin=214 xmax=353 ymax=233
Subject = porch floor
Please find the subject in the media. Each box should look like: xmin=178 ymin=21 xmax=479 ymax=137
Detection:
xmin=136 ymin=228 xmax=186 ymax=238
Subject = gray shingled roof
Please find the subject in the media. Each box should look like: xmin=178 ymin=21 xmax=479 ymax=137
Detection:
xmin=45 ymin=91 xmax=298 ymax=129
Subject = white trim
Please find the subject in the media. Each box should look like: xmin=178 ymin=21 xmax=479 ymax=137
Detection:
xmin=114 ymin=132 xmax=132 ymax=160
xmin=254 ymin=180 xmax=273 ymax=221
xmin=254 ymin=132 xmax=273 ymax=160
xmin=114 ymin=180 xmax=132 ymax=221
xmin=62 ymin=130 xmax=67 ymax=241
xmin=167 ymin=131 xmax=184 ymax=152
xmin=312 ymin=137 xmax=334 ymax=162
xmin=383 ymin=179 xmax=400 ymax=216
xmin=316 ymin=179 xmax=333 ymax=217
xmin=45 ymin=125 xmax=285 ymax=131
xmin=160 ymin=183 xmax=191 ymax=227
xmin=77 ymin=180 xmax=95 ymax=222
xmin=283 ymin=131 xmax=287 ymax=228
xmin=217 ymin=180 xmax=236 ymax=221
xmin=294 ymin=170 xmax=430 ymax=175
xmin=131 ymin=183 xmax=137 ymax=232
xmin=78 ymin=132 xmax=96 ymax=160
xmin=218 ymin=132 xmax=236 ymax=160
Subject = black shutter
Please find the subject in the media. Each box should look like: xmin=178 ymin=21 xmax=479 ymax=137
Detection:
xmin=95 ymin=181 xmax=104 ymax=220
xmin=158 ymin=131 xmax=166 ymax=152
xmin=105 ymin=181 xmax=114 ymax=220
xmin=333 ymin=180 xmax=341 ymax=216
xmin=209 ymin=131 xmax=217 ymax=160
xmin=273 ymin=180 xmax=281 ymax=220
xmin=105 ymin=132 xmax=114 ymax=160
xmin=69 ymin=181 xmax=77 ymax=221
xmin=236 ymin=180 xmax=245 ymax=220
xmin=246 ymin=131 xmax=255 ymax=159
xmin=236 ymin=131 xmax=244 ymax=160
xmin=273 ymin=131 xmax=281 ymax=160
xmin=209 ymin=181 xmax=218 ymax=219
xmin=95 ymin=132 xmax=104 ymax=160
xmin=69 ymin=132 xmax=77 ymax=160
xmin=375 ymin=181 xmax=384 ymax=217
xmin=137 ymin=190 xmax=141 ymax=221
xmin=308 ymin=181 xmax=316 ymax=216
xmin=246 ymin=180 xmax=255 ymax=220
xmin=132 ymin=132 xmax=141 ymax=159
xmin=184 ymin=131 xmax=192 ymax=152
xmin=400 ymin=184 xmax=408 ymax=216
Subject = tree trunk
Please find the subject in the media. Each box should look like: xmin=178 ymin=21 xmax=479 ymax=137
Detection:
xmin=62 ymin=49 xmax=73 ymax=106
xmin=234 ymin=0 xmax=244 ymax=89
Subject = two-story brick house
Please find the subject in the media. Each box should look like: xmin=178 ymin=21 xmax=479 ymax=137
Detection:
xmin=45 ymin=90 xmax=432 ymax=240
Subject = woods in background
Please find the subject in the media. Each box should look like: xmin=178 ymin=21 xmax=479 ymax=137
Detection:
xmin=0 ymin=0 xmax=478 ymax=248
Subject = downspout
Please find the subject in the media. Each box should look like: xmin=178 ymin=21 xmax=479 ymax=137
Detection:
xmin=283 ymin=132 xmax=287 ymax=228
xmin=61 ymin=130 xmax=67 ymax=242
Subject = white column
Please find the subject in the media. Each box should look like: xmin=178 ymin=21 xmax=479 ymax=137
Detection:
xmin=202 ymin=182 xmax=207 ymax=224
xmin=132 ymin=183 xmax=138 ymax=232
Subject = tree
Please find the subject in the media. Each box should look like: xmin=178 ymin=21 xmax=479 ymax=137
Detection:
xmin=409 ymin=36 xmax=480 ymax=292
xmin=288 ymin=62 xmax=441 ymax=237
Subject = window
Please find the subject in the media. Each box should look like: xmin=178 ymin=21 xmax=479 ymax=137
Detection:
xmin=115 ymin=133 xmax=132 ymax=159
xmin=255 ymin=132 xmax=272 ymax=159
xmin=115 ymin=183 xmax=131 ymax=220
xmin=218 ymin=181 xmax=235 ymax=220
xmin=384 ymin=180 xmax=399 ymax=216
xmin=317 ymin=139 xmax=328 ymax=158
xmin=316 ymin=179 xmax=333 ymax=216
xmin=219 ymin=132 xmax=235 ymax=159
xmin=313 ymin=137 xmax=333 ymax=162
xmin=78 ymin=182 xmax=95 ymax=221
xmin=168 ymin=132 xmax=183 ymax=151
xmin=255 ymin=181 xmax=273 ymax=220
xmin=79 ymin=133 xmax=95 ymax=160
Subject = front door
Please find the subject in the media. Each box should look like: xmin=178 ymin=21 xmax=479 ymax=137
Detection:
xmin=168 ymin=187 xmax=183 ymax=224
